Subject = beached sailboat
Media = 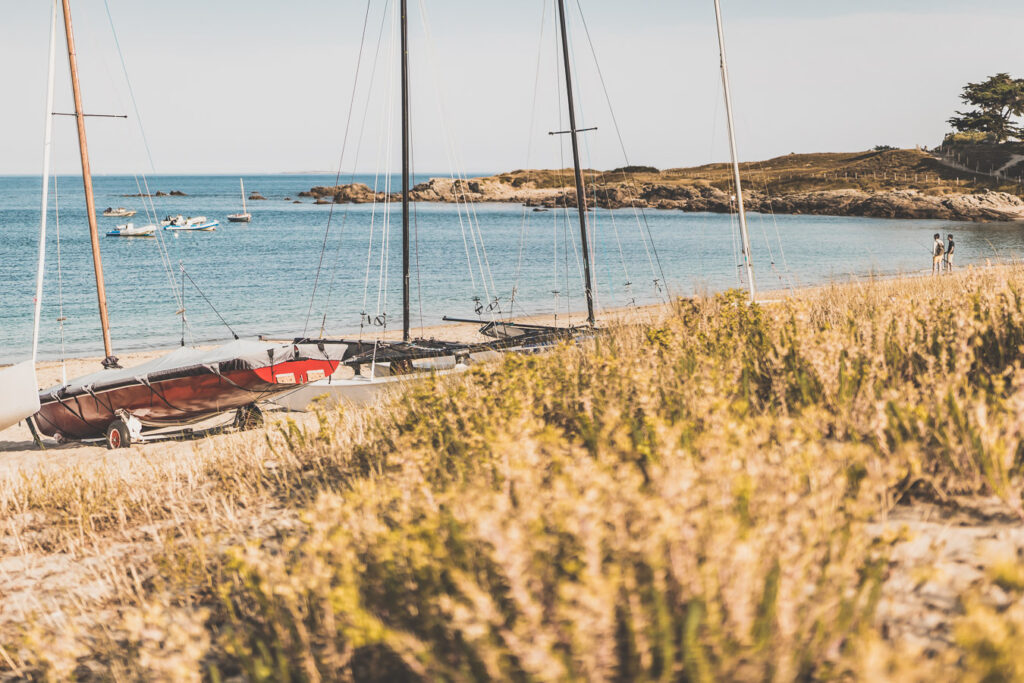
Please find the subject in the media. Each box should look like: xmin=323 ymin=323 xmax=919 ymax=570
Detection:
xmin=227 ymin=178 xmax=252 ymax=222
xmin=105 ymin=222 xmax=156 ymax=237
xmin=0 ymin=0 xmax=60 ymax=435
xmin=29 ymin=0 xmax=341 ymax=448
xmin=274 ymin=0 xmax=582 ymax=411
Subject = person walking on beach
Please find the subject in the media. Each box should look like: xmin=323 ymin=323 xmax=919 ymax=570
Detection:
xmin=945 ymin=233 xmax=955 ymax=272
xmin=932 ymin=233 xmax=944 ymax=275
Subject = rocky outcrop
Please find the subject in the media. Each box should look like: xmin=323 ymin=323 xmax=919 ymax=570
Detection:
xmin=304 ymin=178 xmax=1024 ymax=222
xmin=248 ymin=192 xmax=267 ymax=201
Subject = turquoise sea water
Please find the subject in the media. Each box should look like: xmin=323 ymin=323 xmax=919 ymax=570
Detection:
xmin=0 ymin=173 xmax=1021 ymax=364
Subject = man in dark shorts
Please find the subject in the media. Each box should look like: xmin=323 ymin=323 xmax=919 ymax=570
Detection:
xmin=945 ymin=234 xmax=955 ymax=272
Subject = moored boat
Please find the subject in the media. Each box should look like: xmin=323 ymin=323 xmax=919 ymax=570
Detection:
xmin=162 ymin=214 xmax=218 ymax=231
xmin=105 ymin=222 xmax=155 ymax=237
xmin=102 ymin=206 xmax=136 ymax=217
xmin=226 ymin=178 xmax=252 ymax=222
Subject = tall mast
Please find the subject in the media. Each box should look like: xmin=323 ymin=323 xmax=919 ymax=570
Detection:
xmin=33 ymin=0 xmax=59 ymax=364
xmin=240 ymin=178 xmax=247 ymax=214
xmin=555 ymin=0 xmax=595 ymax=326
xmin=400 ymin=0 xmax=411 ymax=342
xmin=61 ymin=0 xmax=117 ymax=365
xmin=713 ymin=0 xmax=756 ymax=301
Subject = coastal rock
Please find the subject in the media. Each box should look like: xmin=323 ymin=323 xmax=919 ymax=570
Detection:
xmin=248 ymin=192 xmax=267 ymax=201
xmin=302 ymin=176 xmax=1024 ymax=222
xmin=169 ymin=190 xmax=187 ymax=196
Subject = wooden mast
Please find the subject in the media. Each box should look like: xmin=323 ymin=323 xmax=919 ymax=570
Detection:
xmin=555 ymin=0 xmax=595 ymax=327
xmin=60 ymin=0 xmax=117 ymax=366
xmin=240 ymin=178 xmax=247 ymax=215
xmin=713 ymin=0 xmax=756 ymax=301
xmin=400 ymin=0 xmax=411 ymax=342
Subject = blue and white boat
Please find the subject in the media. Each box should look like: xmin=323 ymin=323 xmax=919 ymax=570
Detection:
xmin=106 ymin=222 xmax=156 ymax=237
xmin=161 ymin=214 xmax=218 ymax=231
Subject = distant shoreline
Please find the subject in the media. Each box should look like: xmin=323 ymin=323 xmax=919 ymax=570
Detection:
xmin=302 ymin=148 xmax=1024 ymax=223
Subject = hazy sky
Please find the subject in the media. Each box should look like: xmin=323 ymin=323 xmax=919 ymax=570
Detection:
xmin=2 ymin=0 xmax=1023 ymax=175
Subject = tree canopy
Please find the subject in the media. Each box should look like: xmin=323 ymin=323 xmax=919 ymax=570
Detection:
xmin=947 ymin=73 xmax=1024 ymax=142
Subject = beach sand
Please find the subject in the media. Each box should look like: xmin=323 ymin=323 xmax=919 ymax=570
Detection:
xmin=0 ymin=304 xmax=673 ymax=472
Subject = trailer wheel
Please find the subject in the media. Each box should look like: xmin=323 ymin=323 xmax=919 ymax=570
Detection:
xmin=235 ymin=403 xmax=264 ymax=431
xmin=106 ymin=419 xmax=131 ymax=450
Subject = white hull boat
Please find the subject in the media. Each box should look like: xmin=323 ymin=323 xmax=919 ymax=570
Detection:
xmin=105 ymin=222 xmax=156 ymax=237
xmin=227 ymin=178 xmax=252 ymax=222
xmin=102 ymin=206 xmax=136 ymax=217
xmin=162 ymin=214 xmax=218 ymax=231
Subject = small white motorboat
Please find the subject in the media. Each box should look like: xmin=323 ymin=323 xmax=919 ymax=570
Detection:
xmin=105 ymin=222 xmax=156 ymax=237
xmin=102 ymin=206 xmax=137 ymax=217
xmin=227 ymin=178 xmax=252 ymax=223
xmin=161 ymin=215 xmax=219 ymax=231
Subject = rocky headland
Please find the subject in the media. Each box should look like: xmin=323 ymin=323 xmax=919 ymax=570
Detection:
xmin=302 ymin=176 xmax=1024 ymax=222
xmin=301 ymin=149 xmax=1024 ymax=222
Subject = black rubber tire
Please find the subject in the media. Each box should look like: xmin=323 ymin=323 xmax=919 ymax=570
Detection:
xmin=106 ymin=419 xmax=131 ymax=450
xmin=235 ymin=403 xmax=264 ymax=431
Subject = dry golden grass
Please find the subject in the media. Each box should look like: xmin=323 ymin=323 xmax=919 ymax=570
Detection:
xmin=5 ymin=267 xmax=1024 ymax=680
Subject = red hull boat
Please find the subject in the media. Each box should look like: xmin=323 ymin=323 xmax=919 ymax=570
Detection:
xmin=33 ymin=341 xmax=340 ymax=441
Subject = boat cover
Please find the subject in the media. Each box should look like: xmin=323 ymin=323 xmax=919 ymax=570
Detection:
xmin=41 ymin=339 xmax=303 ymax=397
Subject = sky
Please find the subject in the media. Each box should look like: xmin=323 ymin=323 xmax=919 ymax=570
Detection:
xmin=1 ymin=0 xmax=1023 ymax=176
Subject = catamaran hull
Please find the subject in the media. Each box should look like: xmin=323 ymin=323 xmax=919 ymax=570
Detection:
xmin=33 ymin=358 xmax=337 ymax=441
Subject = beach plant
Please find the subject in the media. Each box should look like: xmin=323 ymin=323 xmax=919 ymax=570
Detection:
xmin=5 ymin=267 xmax=1024 ymax=679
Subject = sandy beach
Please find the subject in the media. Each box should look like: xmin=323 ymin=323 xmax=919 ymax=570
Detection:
xmin=0 ymin=303 xmax=673 ymax=473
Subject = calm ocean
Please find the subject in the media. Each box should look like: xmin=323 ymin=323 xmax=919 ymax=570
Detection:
xmin=0 ymin=173 xmax=1019 ymax=364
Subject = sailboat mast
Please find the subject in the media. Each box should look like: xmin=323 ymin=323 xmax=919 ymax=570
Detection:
xmin=240 ymin=178 xmax=247 ymax=214
xmin=713 ymin=0 xmax=756 ymax=301
xmin=33 ymin=0 xmax=59 ymax=364
xmin=555 ymin=0 xmax=595 ymax=326
xmin=60 ymin=0 xmax=116 ymax=363
xmin=400 ymin=0 xmax=411 ymax=342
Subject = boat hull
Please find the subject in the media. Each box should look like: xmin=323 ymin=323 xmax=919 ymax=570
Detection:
xmin=226 ymin=214 xmax=252 ymax=223
xmin=34 ymin=358 xmax=337 ymax=440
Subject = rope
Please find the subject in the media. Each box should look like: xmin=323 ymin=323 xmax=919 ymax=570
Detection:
xmin=573 ymin=0 xmax=669 ymax=301
xmin=303 ymin=0 xmax=373 ymax=337
xmin=319 ymin=0 xmax=392 ymax=336
xmin=101 ymin=0 xmax=186 ymax=323
xmin=179 ymin=263 xmax=239 ymax=340
xmin=53 ymin=164 xmax=67 ymax=385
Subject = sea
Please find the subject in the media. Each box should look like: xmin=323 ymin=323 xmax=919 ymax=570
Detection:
xmin=0 ymin=173 xmax=1020 ymax=364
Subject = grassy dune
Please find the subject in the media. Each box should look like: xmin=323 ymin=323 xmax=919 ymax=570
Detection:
xmin=497 ymin=148 xmax=1024 ymax=198
xmin=6 ymin=268 xmax=1024 ymax=679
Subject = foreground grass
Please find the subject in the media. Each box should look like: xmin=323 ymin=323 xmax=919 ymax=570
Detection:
xmin=5 ymin=268 xmax=1024 ymax=680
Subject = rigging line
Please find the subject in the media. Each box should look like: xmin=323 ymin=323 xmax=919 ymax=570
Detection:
xmin=53 ymin=163 xmax=67 ymax=384
xmin=553 ymin=0 xmax=569 ymax=321
xmin=414 ymin=3 xmax=476 ymax=294
xmin=410 ymin=127 xmax=425 ymax=336
xmin=510 ymin=0 xmax=551 ymax=320
xmin=361 ymin=0 xmax=397 ymax=336
xmin=374 ymin=0 xmax=400 ymax=336
xmin=303 ymin=0 xmax=373 ymax=337
xmin=752 ymin=159 xmax=795 ymax=290
xmin=573 ymin=0 xmax=669 ymax=301
xmin=179 ymin=264 xmax=239 ymax=340
xmin=417 ymin=0 xmax=499 ymax=319
xmin=319 ymin=4 xmax=391 ymax=336
xmin=102 ymin=0 xmax=187 ymax=322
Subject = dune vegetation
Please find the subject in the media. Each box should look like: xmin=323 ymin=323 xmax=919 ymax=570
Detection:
xmin=4 ymin=266 xmax=1024 ymax=680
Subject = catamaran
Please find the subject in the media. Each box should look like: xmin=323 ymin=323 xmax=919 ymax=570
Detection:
xmin=273 ymin=0 xmax=588 ymax=411
xmin=27 ymin=0 xmax=341 ymax=448
xmin=227 ymin=178 xmax=252 ymax=222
